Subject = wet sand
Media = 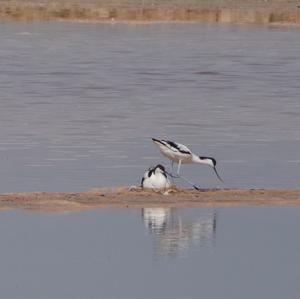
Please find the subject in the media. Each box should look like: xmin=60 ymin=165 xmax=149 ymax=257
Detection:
xmin=1 ymin=188 xmax=300 ymax=212
xmin=1 ymin=0 xmax=300 ymax=24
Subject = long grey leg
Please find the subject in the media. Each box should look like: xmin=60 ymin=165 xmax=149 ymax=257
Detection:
xmin=166 ymin=167 xmax=201 ymax=190
xmin=176 ymin=174 xmax=201 ymax=190
xmin=177 ymin=160 xmax=182 ymax=176
xmin=171 ymin=161 xmax=174 ymax=173
xmin=170 ymin=161 xmax=175 ymax=184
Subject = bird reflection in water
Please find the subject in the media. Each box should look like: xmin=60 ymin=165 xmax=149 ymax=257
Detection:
xmin=142 ymin=208 xmax=216 ymax=257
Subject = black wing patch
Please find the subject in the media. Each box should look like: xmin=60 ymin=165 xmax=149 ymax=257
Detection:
xmin=164 ymin=140 xmax=191 ymax=154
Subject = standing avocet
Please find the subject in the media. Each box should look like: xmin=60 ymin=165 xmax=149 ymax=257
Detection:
xmin=141 ymin=164 xmax=171 ymax=189
xmin=152 ymin=138 xmax=223 ymax=182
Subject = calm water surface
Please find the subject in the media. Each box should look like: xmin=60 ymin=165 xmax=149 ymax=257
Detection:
xmin=0 ymin=207 xmax=299 ymax=299
xmin=0 ymin=22 xmax=299 ymax=299
xmin=0 ymin=22 xmax=300 ymax=191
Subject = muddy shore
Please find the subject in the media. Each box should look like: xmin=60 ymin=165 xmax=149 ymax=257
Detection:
xmin=1 ymin=188 xmax=300 ymax=212
xmin=1 ymin=0 xmax=300 ymax=24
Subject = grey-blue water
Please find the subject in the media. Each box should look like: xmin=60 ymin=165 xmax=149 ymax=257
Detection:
xmin=0 ymin=207 xmax=299 ymax=299
xmin=1 ymin=22 xmax=299 ymax=299
xmin=0 ymin=22 xmax=300 ymax=192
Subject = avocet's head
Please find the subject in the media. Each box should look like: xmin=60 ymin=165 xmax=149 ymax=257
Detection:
xmin=154 ymin=164 xmax=166 ymax=174
xmin=199 ymin=156 xmax=216 ymax=167
xmin=199 ymin=156 xmax=223 ymax=182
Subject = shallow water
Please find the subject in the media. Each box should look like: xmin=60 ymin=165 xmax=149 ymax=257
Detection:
xmin=0 ymin=22 xmax=300 ymax=192
xmin=0 ymin=207 xmax=299 ymax=299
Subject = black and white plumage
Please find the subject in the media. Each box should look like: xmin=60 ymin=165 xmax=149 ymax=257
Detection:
xmin=141 ymin=164 xmax=171 ymax=189
xmin=152 ymin=138 xmax=223 ymax=182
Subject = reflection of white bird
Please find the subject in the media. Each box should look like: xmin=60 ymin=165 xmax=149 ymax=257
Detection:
xmin=142 ymin=207 xmax=217 ymax=257
xmin=142 ymin=208 xmax=171 ymax=234
xmin=141 ymin=164 xmax=171 ymax=189
xmin=152 ymin=138 xmax=223 ymax=182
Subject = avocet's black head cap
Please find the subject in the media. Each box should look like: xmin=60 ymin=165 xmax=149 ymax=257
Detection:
xmin=210 ymin=158 xmax=217 ymax=167
xmin=199 ymin=156 xmax=217 ymax=167
xmin=155 ymin=164 xmax=166 ymax=171
xmin=199 ymin=156 xmax=223 ymax=182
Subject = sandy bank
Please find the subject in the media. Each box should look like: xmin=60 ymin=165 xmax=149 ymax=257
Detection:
xmin=1 ymin=0 xmax=300 ymax=24
xmin=1 ymin=188 xmax=300 ymax=212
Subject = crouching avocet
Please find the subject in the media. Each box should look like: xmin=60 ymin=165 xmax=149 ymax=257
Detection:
xmin=152 ymin=138 xmax=223 ymax=183
xmin=141 ymin=164 xmax=171 ymax=189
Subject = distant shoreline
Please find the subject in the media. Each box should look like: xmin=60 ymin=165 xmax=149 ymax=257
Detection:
xmin=1 ymin=188 xmax=300 ymax=212
xmin=1 ymin=0 xmax=300 ymax=24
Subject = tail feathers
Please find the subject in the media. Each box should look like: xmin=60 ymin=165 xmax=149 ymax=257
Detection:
xmin=152 ymin=138 xmax=164 ymax=146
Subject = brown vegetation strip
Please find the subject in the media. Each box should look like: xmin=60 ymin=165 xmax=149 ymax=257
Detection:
xmin=0 ymin=0 xmax=300 ymax=24
xmin=1 ymin=187 xmax=300 ymax=212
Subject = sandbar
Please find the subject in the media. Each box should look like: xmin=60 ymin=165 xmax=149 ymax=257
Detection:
xmin=1 ymin=187 xmax=300 ymax=212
